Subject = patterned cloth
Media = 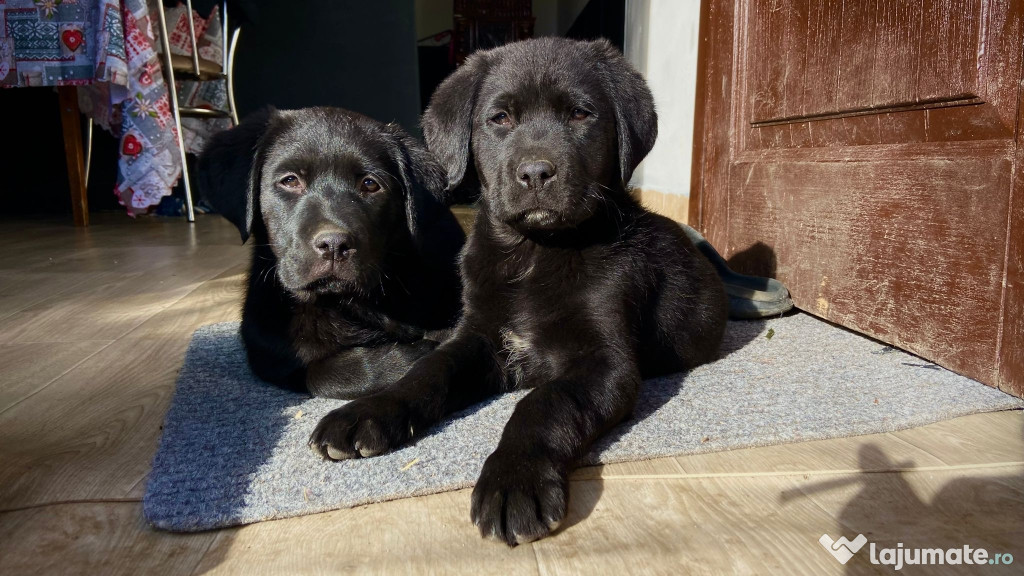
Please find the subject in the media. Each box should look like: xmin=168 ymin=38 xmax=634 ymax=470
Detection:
xmin=1 ymin=0 xmax=230 ymax=216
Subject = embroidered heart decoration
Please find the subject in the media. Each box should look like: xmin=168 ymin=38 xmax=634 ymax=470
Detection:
xmin=122 ymin=134 xmax=142 ymax=156
xmin=61 ymin=30 xmax=84 ymax=52
xmin=139 ymin=71 xmax=152 ymax=86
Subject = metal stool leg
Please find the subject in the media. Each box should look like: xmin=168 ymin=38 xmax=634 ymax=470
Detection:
xmin=225 ymin=27 xmax=241 ymax=126
xmin=155 ymin=2 xmax=196 ymax=223
xmin=219 ymin=1 xmax=241 ymax=126
xmin=84 ymin=117 xmax=93 ymax=187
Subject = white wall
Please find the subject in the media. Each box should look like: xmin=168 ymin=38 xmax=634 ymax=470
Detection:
xmin=625 ymin=0 xmax=702 ymax=199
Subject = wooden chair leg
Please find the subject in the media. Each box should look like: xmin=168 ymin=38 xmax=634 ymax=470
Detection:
xmin=57 ymin=86 xmax=89 ymax=227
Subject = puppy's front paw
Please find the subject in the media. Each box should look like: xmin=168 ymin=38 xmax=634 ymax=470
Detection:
xmin=308 ymin=395 xmax=413 ymax=461
xmin=470 ymin=452 xmax=568 ymax=546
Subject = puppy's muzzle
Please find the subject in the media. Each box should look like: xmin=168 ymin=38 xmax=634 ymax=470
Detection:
xmin=313 ymin=230 xmax=356 ymax=262
xmin=517 ymin=160 xmax=557 ymax=190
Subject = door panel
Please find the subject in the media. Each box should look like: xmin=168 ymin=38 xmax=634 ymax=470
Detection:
xmin=743 ymin=0 xmax=1014 ymax=150
xmin=692 ymin=0 xmax=1024 ymax=395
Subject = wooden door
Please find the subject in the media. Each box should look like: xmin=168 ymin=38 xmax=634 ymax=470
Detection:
xmin=691 ymin=0 xmax=1024 ymax=397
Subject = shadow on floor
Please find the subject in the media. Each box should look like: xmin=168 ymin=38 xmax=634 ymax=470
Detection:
xmin=779 ymin=420 xmax=1024 ymax=575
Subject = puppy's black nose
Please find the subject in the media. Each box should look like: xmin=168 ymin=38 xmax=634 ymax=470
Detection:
xmin=313 ymin=231 xmax=355 ymax=260
xmin=517 ymin=160 xmax=557 ymax=188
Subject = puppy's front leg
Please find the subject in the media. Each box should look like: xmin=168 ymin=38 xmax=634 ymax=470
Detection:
xmin=308 ymin=326 xmax=502 ymax=460
xmin=471 ymin=354 xmax=641 ymax=546
xmin=305 ymin=340 xmax=439 ymax=400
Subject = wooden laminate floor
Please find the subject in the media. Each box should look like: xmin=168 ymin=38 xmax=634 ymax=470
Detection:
xmin=0 ymin=214 xmax=1021 ymax=575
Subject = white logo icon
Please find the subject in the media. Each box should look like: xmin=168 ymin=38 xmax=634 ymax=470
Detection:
xmin=819 ymin=533 xmax=868 ymax=564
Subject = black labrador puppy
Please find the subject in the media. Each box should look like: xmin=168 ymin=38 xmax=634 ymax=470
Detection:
xmin=198 ymin=107 xmax=465 ymax=400
xmin=308 ymin=38 xmax=728 ymax=544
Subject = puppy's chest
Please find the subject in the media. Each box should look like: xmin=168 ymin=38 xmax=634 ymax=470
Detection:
xmin=496 ymin=260 xmax=593 ymax=388
xmin=498 ymin=304 xmax=593 ymax=388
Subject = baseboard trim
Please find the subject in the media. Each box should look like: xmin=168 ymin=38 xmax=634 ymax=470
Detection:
xmin=632 ymin=188 xmax=690 ymax=224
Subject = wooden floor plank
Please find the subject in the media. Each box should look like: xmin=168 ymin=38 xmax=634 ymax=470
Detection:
xmin=450 ymin=205 xmax=478 ymax=232
xmin=0 ymin=271 xmax=103 ymax=320
xmin=0 ymin=214 xmax=242 ymax=262
xmin=573 ymin=457 xmax=686 ymax=480
xmin=77 ymin=214 xmax=246 ymax=248
xmin=0 ymin=340 xmax=111 ymax=414
xmin=890 ymin=410 xmax=1024 ymax=466
xmin=533 ymin=475 xmax=863 ymax=576
xmin=0 ymin=229 xmax=96 ymax=271
xmin=0 ymin=250 xmax=242 ymax=344
xmin=673 ymin=431 xmax=949 ymax=475
xmin=0 ymin=336 xmax=191 ymax=509
xmin=786 ymin=465 xmax=1024 ymax=575
xmin=0 ymin=502 xmax=216 ymax=576
xmin=192 ymin=490 xmax=541 ymax=576
xmin=0 ymin=241 xmax=235 ymax=274
xmin=127 ymin=263 xmax=246 ymax=341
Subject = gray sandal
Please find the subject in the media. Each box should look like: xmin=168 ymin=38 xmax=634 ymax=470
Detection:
xmin=680 ymin=224 xmax=794 ymax=320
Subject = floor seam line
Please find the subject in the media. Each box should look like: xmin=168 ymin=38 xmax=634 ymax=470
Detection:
xmin=0 ymin=253 xmax=245 ymax=515
xmin=884 ymin=429 xmax=956 ymax=466
xmin=0 ymin=271 xmax=105 ymax=323
xmin=0 ymin=497 xmax=143 ymax=515
xmin=118 ymin=264 xmax=240 ymax=341
xmin=188 ymin=533 xmax=222 ymax=576
xmin=0 ymin=263 xmax=231 ymax=400
xmin=0 ymin=338 xmax=119 ymax=417
xmin=590 ymin=461 xmax=1024 ymax=481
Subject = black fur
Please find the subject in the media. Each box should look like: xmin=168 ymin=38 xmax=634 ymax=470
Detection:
xmin=198 ymin=107 xmax=465 ymax=398
xmin=307 ymin=38 xmax=728 ymax=544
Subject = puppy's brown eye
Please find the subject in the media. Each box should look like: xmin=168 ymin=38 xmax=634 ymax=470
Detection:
xmin=278 ymin=174 xmax=302 ymax=191
xmin=570 ymin=107 xmax=591 ymax=121
xmin=490 ymin=112 xmax=512 ymax=126
xmin=360 ymin=177 xmax=381 ymax=193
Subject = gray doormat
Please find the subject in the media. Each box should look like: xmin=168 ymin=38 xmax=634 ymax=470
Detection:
xmin=144 ymin=313 xmax=1022 ymax=531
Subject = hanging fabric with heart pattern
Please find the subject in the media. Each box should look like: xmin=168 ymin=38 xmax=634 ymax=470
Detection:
xmin=1 ymin=0 xmax=228 ymax=217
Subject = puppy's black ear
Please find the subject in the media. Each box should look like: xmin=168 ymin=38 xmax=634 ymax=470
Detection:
xmin=592 ymin=39 xmax=658 ymax=185
xmin=421 ymin=51 xmax=491 ymax=196
xmin=386 ymin=123 xmax=465 ymax=265
xmin=197 ymin=107 xmax=276 ymax=242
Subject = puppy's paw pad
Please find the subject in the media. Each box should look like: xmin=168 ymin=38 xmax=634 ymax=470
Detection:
xmin=470 ymin=454 xmax=569 ymax=547
xmin=325 ymin=445 xmax=350 ymax=461
xmin=307 ymin=396 xmax=412 ymax=462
